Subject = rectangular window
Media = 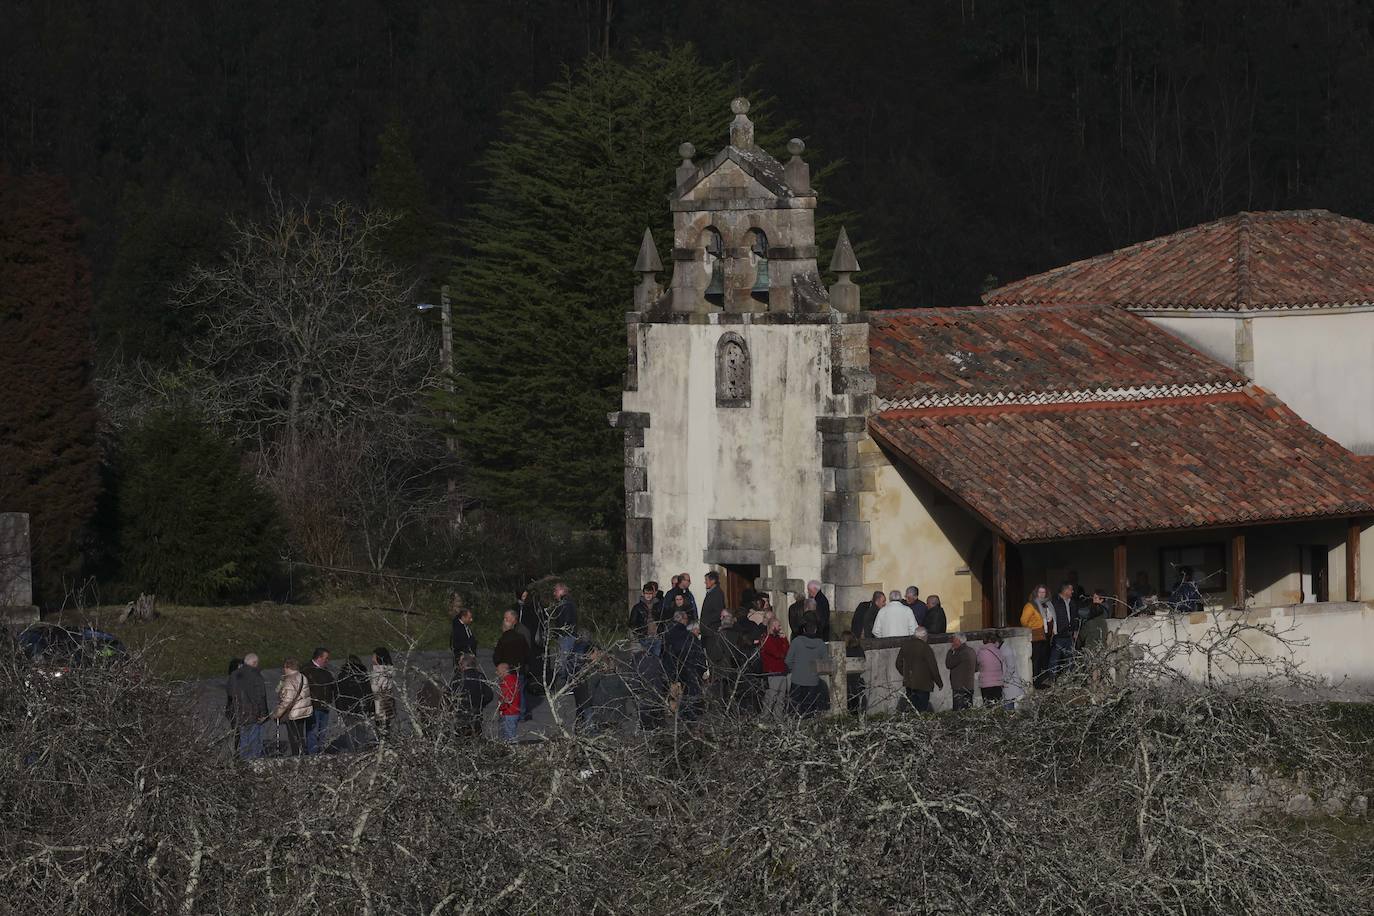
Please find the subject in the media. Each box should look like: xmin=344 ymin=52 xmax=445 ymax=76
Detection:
xmin=1159 ymin=543 xmax=1228 ymax=595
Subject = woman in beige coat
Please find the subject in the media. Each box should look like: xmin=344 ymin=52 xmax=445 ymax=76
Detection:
xmin=273 ymin=658 xmax=313 ymax=756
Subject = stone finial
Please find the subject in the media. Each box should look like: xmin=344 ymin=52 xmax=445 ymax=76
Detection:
xmin=729 ymin=97 xmax=754 ymax=147
xmin=634 ymin=228 xmax=663 ymax=310
xmin=634 ymin=227 xmax=663 ymax=273
xmin=784 ymin=137 xmax=811 ymax=194
xmin=676 ymin=141 xmax=698 ymax=188
xmin=829 ymin=226 xmax=861 ymax=313
xmin=829 ymin=226 xmax=860 ymax=273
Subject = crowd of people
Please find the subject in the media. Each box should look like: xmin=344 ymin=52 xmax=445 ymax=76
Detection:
xmin=221 ymin=564 xmax=1186 ymax=758
xmin=1018 ymin=566 xmax=1203 ymax=687
xmin=223 ymin=646 xmax=396 ymax=759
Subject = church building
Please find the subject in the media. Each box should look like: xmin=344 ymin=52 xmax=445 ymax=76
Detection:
xmin=612 ymin=99 xmax=1374 ymax=633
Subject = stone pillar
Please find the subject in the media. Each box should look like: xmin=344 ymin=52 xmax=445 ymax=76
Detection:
xmin=0 ymin=512 xmax=39 ymax=629
xmin=609 ymin=412 xmax=652 ymax=609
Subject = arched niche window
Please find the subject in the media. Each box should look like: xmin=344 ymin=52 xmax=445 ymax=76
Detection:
xmin=703 ymin=226 xmax=724 ymax=305
xmin=747 ymin=228 xmax=770 ymax=302
xmin=716 ymin=332 xmax=751 ymax=408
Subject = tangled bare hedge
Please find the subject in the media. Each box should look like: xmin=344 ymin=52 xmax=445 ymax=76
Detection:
xmin=2 ymin=650 xmax=1371 ymax=914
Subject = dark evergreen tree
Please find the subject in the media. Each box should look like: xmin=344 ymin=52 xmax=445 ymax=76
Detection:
xmin=114 ymin=412 xmax=280 ymax=604
xmin=95 ymin=184 xmax=225 ymax=364
xmin=0 ymin=172 xmax=101 ymax=605
xmin=368 ymin=118 xmax=443 ymax=282
xmin=439 ymin=47 xmax=791 ymax=527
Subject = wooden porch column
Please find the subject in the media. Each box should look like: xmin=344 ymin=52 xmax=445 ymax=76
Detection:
xmin=1347 ymin=520 xmax=1361 ymax=602
xmin=1113 ymin=537 xmax=1128 ymax=618
xmin=992 ymin=535 xmax=1007 ymax=627
xmin=1230 ymin=531 xmax=1247 ymax=609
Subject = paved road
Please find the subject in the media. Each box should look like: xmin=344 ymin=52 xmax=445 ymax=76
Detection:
xmin=188 ymin=648 xmax=584 ymax=758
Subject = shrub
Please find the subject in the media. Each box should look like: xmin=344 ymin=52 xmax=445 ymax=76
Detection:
xmin=113 ymin=412 xmax=280 ymax=603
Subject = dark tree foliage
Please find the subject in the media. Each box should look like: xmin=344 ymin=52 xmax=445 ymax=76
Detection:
xmin=438 ymin=47 xmax=788 ymax=527
xmin=113 ymin=412 xmax=280 ymax=604
xmin=368 ymin=118 xmax=444 ymax=283
xmin=8 ymin=0 xmax=1374 ymax=310
xmin=7 ymin=0 xmax=1374 ymax=534
xmin=0 ymin=172 xmax=101 ymax=605
xmin=95 ymin=183 xmax=225 ymax=364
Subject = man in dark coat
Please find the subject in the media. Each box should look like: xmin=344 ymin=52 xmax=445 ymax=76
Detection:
xmin=904 ymin=586 xmax=929 ymax=628
xmin=228 ymin=652 xmax=269 ymax=759
xmin=923 ymin=595 xmax=948 ymax=635
xmin=451 ymin=653 xmax=493 ymax=738
xmin=1046 ymin=581 xmax=1080 ymax=678
xmin=805 ymin=580 xmax=832 ymax=641
xmin=631 ymin=643 xmax=668 ymax=731
xmin=629 ymin=584 xmax=659 ymax=640
xmin=450 ymin=607 xmax=478 ymax=663
xmin=894 ymin=631 xmax=942 ymax=713
xmin=787 ymin=595 xmax=809 ymax=637
xmin=302 ymin=648 xmax=336 ymax=755
xmin=550 ymin=582 xmax=579 ymax=684
xmin=334 ymin=655 xmax=374 ymax=750
xmin=944 ymin=633 xmax=976 ymax=710
xmin=850 ymin=590 xmax=886 ymax=640
xmin=699 ymin=570 xmax=725 ymax=657
xmin=663 ymin=609 xmax=707 ymax=717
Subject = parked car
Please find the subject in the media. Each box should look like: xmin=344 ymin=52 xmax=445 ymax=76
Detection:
xmin=17 ymin=624 xmax=127 ymax=678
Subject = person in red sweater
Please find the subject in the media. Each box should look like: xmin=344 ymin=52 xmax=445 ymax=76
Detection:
xmin=497 ymin=663 xmax=520 ymax=743
xmin=760 ymin=618 xmax=790 ymax=717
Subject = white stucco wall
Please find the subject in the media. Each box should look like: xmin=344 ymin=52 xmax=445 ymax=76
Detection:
xmin=1110 ymin=602 xmax=1374 ymax=693
xmin=1146 ymin=309 xmax=1374 ymax=454
xmin=1145 ymin=314 xmax=1239 ymax=367
xmin=858 ymin=442 xmax=983 ymax=629
xmin=624 ymin=320 xmax=835 ymax=598
xmin=1250 ymin=311 xmax=1374 ymax=454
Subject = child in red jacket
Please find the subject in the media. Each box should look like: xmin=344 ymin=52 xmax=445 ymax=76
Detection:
xmin=497 ymin=663 xmax=520 ymax=743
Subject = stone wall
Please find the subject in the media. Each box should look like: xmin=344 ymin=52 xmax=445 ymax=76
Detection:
xmin=0 ymin=512 xmax=39 ymax=629
xmin=1109 ymin=602 xmax=1374 ymax=693
xmin=858 ymin=628 xmax=1033 ymax=713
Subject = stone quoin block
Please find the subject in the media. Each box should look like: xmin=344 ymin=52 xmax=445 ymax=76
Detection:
xmin=821 ymin=439 xmax=859 ymax=469
xmin=821 ymin=521 xmax=839 ymax=554
xmin=823 ymin=492 xmax=862 ymax=522
xmin=836 ymin=520 xmax=871 ymax=556
xmin=625 ymin=518 xmax=653 ymax=553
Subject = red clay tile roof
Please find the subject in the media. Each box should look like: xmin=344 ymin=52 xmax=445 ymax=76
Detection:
xmin=868 ymin=390 xmax=1374 ymax=542
xmin=869 ymin=304 xmax=1245 ymax=406
xmin=983 ymin=210 xmax=1374 ymax=311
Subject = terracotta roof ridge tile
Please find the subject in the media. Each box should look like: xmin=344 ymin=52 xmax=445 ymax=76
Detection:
xmin=873 ymin=390 xmax=1253 ymax=420
xmin=1236 ymin=212 xmax=1253 ymax=308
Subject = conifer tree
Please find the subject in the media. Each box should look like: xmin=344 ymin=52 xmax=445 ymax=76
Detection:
xmin=0 ymin=173 xmax=101 ymax=604
xmin=440 ymin=47 xmax=789 ymax=527
xmin=369 ymin=118 xmax=442 ymax=282
xmin=113 ymin=412 xmax=280 ymax=604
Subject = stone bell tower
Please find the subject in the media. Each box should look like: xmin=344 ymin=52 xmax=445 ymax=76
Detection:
xmin=614 ymin=98 xmax=876 ymax=619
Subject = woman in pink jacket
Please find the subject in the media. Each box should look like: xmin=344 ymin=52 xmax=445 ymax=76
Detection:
xmin=976 ymin=638 xmax=1005 ymax=707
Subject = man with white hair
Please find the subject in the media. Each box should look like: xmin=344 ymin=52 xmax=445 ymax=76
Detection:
xmin=872 ymin=591 xmax=918 ymax=639
xmin=945 ymin=633 xmax=977 ymax=710
xmin=806 ymin=580 xmax=831 ymax=640
xmin=227 ymin=652 xmax=269 ymax=759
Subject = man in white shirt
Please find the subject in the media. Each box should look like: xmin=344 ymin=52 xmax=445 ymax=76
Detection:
xmin=872 ymin=592 xmax=918 ymax=639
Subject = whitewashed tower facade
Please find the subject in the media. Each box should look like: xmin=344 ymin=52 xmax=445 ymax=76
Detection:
xmin=612 ymin=99 xmax=876 ymax=614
